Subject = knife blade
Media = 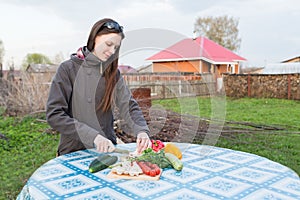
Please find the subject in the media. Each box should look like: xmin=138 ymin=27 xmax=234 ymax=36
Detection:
xmin=114 ymin=148 xmax=130 ymax=154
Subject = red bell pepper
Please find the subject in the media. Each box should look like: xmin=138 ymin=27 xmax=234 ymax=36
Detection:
xmin=151 ymin=140 xmax=165 ymax=152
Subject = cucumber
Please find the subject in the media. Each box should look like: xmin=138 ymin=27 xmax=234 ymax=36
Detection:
xmin=165 ymin=152 xmax=183 ymax=171
xmin=95 ymin=154 xmax=111 ymax=162
xmin=89 ymin=155 xmax=118 ymax=173
xmin=89 ymin=154 xmax=110 ymax=168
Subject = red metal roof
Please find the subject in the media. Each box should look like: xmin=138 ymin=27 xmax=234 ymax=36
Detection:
xmin=118 ymin=65 xmax=137 ymax=73
xmin=146 ymin=36 xmax=246 ymax=63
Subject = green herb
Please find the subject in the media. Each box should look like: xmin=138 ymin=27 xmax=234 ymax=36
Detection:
xmin=136 ymin=148 xmax=171 ymax=169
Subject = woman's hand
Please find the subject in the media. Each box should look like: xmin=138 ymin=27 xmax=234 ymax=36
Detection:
xmin=136 ymin=132 xmax=151 ymax=154
xmin=93 ymin=134 xmax=115 ymax=153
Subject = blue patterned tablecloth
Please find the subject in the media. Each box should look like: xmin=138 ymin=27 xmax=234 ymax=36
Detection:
xmin=17 ymin=143 xmax=300 ymax=200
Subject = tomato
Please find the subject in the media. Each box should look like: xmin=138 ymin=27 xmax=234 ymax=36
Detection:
xmin=144 ymin=169 xmax=150 ymax=175
xmin=151 ymin=163 xmax=161 ymax=175
xmin=144 ymin=162 xmax=161 ymax=175
xmin=137 ymin=161 xmax=151 ymax=175
xmin=154 ymin=167 xmax=161 ymax=175
xmin=149 ymin=170 xmax=156 ymax=177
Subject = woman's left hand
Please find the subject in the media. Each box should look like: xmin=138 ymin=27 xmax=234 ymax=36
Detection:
xmin=136 ymin=132 xmax=151 ymax=154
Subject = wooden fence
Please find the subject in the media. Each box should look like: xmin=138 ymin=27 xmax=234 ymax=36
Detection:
xmin=123 ymin=73 xmax=216 ymax=99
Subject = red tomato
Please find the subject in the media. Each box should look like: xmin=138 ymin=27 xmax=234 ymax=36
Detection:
xmin=145 ymin=162 xmax=161 ymax=175
xmin=155 ymin=167 xmax=161 ymax=175
xmin=137 ymin=161 xmax=151 ymax=175
xmin=149 ymin=170 xmax=156 ymax=177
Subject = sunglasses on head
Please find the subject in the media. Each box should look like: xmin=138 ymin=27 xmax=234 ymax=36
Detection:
xmin=101 ymin=21 xmax=123 ymax=33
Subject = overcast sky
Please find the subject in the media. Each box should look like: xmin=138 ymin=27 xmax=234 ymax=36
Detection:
xmin=1 ymin=0 xmax=300 ymax=69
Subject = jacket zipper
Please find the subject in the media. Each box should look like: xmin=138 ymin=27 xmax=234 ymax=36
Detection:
xmin=100 ymin=62 xmax=103 ymax=74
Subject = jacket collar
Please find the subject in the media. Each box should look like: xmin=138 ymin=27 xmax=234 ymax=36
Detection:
xmin=71 ymin=46 xmax=107 ymax=74
xmin=71 ymin=46 xmax=115 ymax=74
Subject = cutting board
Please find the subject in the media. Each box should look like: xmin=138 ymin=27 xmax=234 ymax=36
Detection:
xmin=107 ymin=170 xmax=162 ymax=181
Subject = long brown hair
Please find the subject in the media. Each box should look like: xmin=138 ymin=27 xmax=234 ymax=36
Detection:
xmin=87 ymin=18 xmax=125 ymax=112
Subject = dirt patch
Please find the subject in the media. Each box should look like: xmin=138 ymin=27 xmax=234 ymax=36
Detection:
xmin=115 ymin=107 xmax=289 ymax=144
xmin=115 ymin=108 xmax=212 ymax=143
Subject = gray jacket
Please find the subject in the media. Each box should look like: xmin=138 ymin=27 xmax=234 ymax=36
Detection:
xmin=46 ymin=47 xmax=149 ymax=155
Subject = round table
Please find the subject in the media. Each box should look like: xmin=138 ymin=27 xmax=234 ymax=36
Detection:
xmin=17 ymin=143 xmax=300 ymax=199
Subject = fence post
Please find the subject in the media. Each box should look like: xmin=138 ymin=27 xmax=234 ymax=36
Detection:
xmin=247 ymin=73 xmax=251 ymax=97
xmin=288 ymin=74 xmax=291 ymax=100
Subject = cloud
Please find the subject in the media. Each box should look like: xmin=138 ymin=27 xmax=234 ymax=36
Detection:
xmin=170 ymin=0 xmax=225 ymax=14
xmin=0 ymin=2 xmax=85 ymax=67
xmin=1 ymin=0 xmax=300 ymax=68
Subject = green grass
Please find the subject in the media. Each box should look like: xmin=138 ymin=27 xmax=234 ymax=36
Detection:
xmin=224 ymin=98 xmax=300 ymax=130
xmin=215 ymin=132 xmax=300 ymax=174
xmin=154 ymin=97 xmax=300 ymax=130
xmin=0 ymin=116 xmax=59 ymax=200
xmin=153 ymin=97 xmax=300 ymax=175
xmin=1 ymin=97 xmax=300 ymax=199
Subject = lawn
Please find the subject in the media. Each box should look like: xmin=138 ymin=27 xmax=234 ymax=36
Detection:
xmin=153 ymin=97 xmax=300 ymax=174
xmin=0 ymin=115 xmax=59 ymax=200
xmin=0 ymin=97 xmax=299 ymax=199
xmin=154 ymin=97 xmax=300 ymax=130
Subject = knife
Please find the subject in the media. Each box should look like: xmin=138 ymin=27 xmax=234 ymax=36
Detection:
xmin=114 ymin=148 xmax=130 ymax=154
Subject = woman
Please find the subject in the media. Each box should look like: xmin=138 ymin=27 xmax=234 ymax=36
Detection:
xmin=46 ymin=18 xmax=151 ymax=156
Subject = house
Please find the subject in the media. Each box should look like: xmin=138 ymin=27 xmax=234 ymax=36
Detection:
xmin=26 ymin=63 xmax=58 ymax=84
xmin=241 ymin=67 xmax=264 ymax=74
xmin=26 ymin=63 xmax=58 ymax=73
xmin=136 ymin=64 xmax=152 ymax=73
xmin=146 ymin=36 xmax=246 ymax=79
xmin=262 ymin=56 xmax=300 ymax=74
xmin=262 ymin=63 xmax=300 ymax=74
xmin=118 ymin=65 xmax=137 ymax=74
xmin=281 ymin=56 xmax=300 ymax=63
xmin=26 ymin=64 xmax=138 ymax=82
xmin=1 ymin=69 xmax=21 ymax=81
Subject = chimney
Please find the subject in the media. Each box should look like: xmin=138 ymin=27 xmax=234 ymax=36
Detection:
xmin=192 ymin=31 xmax=197 ymax=40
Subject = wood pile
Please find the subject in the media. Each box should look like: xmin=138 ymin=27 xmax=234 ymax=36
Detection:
xmin=223 ymin=73 xmax=300 ymax=100
xmin=223 ymin=74 xmax=248 ymax=97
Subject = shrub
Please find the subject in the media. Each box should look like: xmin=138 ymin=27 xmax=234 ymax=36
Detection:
xmin=0 ymin=72 xmax=51 ymax=116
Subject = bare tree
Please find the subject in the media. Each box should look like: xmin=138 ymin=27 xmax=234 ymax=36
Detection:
xmin=194 ymin=15 xmax=241 ymax=52
xmin=53 ymin=52 xmax=65 ymax=65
